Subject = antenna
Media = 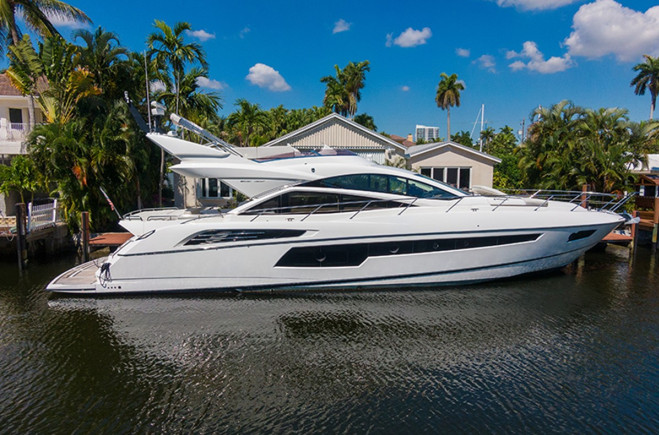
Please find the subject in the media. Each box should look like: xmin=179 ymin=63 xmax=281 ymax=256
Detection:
xmin=470 ymin=104 xmax=484 ymax=143
xmin=479 ymin=104 xmax=484 ymax=152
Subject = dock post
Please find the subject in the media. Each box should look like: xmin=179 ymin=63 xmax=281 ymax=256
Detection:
xmin=581 ymin=184 xmax=588 ymax=209
xmin=15 ymin=203 xmax=27 ymax=273
xmin=81 ymin=211 xmax=90 ymax=262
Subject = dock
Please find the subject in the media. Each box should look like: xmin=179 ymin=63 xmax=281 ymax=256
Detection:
xmin=89 ymin=232 xmax=132 ymax=247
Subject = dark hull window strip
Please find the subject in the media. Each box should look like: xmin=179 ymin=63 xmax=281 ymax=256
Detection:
xmin=567 ymin=229 xmax=596 ymax=242
xmin=275 ymin=233 xmax=541 ymax=267
xmin=183 ymin=229 xmax=306 ymax=246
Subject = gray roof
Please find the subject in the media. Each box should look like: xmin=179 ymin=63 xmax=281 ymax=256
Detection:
xmin=260 ymin=112 xmax=407 ymax=153
xmin=406 ymin=140 xmax=501 ymax=164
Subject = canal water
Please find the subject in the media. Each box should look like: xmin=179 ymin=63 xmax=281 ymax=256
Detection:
xmin=1 ymin=247 xmax=657 ymax=433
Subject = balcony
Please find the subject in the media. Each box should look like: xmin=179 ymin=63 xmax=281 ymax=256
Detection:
xmin=0 ymin=122 xmax=30 ymax=155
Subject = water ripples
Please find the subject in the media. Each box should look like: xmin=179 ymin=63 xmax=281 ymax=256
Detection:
xmin=0 ymin=248 xmax=657 ymax=433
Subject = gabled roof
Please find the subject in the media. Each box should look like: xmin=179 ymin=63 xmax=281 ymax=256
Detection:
xmin=0 ymin=73 xmax=23 ymax=96
xmin=261 ymin=112 xmax=407 ymax=153
xmin=0 ymin=72 xmax=47 ymax=97
xmin=390 ymin=134 xmax=415 ymax=148
xmin=406 ymin=140 xmax=501 ymax=164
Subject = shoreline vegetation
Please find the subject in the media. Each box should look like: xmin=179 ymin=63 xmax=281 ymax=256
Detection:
xmin=0 ymin=2 xmax=658 ymax=233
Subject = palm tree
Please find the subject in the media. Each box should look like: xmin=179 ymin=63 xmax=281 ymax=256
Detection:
xmin=479 ymin=127 xmax=495 ymax=152
xmin=435 ymin=72 xmax=464 ymax=141
xmin=321 ymin=69 xmax=348 ymax=117
xmin=36 ymin=36 xmax=100 ymax=124
xmin=342 ymin=60 xmax=370 ymax=118
xmin=154 ymin=67 xmax=222 ymax=126
xmin=321 ymin=60 xmax=370 ymax=118
xmin=227 ymin=99 xmax=268 ymax=147
xmin=0 ymin=0 xmax=90 ymax=49
xmin=74 ymin=27 xmax=128 ymax=101
xmin=147 ymin=20 xmax=207 ymax=116
xmin=353 ymin=113 xmax=377 ymax=131
xmin=631 ymin=55 xmax=659 ymax=120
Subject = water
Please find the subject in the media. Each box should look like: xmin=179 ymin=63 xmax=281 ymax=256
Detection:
xmin=0 ymin=247 xmax=657 ymax=433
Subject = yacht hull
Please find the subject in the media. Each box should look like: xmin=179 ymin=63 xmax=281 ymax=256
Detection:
xmin=46 ymin=217 xmax=620 ymax=295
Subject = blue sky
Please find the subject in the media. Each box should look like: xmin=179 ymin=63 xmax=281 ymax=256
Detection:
xmin=10 ymin=0 xmax=659 ymax=139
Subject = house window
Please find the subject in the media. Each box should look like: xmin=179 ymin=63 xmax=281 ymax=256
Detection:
xmin=199 ymin=178 xmax=233 ymax=198
xmin=9 ymin=108 xmax=23 ymax=129
xmin=421 ymin=167 xmax=471 ymax=190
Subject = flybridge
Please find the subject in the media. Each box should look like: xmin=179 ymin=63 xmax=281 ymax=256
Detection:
xmin=170 ymin=114 xmax=244 ymax=157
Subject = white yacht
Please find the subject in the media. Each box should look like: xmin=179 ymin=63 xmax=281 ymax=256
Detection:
xmin=47 ymin=117 xmax=630 ymax=295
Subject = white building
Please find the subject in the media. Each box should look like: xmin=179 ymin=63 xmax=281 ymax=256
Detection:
xmin=415 ymin=124 xmax=440 ymax=143
xmin=0 ymin=73 xmax=44 ymax=215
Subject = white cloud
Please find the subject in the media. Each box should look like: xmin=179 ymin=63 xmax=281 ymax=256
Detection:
xmin=239 ymin=27 xmax=250 ymax=39
xmin=401 ymin=85 xmax=410 ymax=92
xmin=385 ymin=33 xmax=393 ymax=47
xmin=456 ymin=48 xmax=471 ymax=57
xmin=150 ymin=80 xmax=166 ymax=93
xmin=507 ymin=41 xmax=573 ymax=73
xmin=564 ymin=0 xmax=659 ymax=62
xmin=390 ymin=27 xmax=432 ymax=48
xmin=475 ymin=54 xmax=496 ymax=72
xmin=246 ymin=63 xmax=291 ymax=92
xmin=495 ymin=0 xmax=581 ymax=11
xmin=333 ymin=19 xmax=351 ymax=34
xmin=196 ymin=77 xmax=226 ymax=90
xmin=43 ymin=12 xmax=89 ymax=29
xmin=186 ymin=29 xmax=215 ymax=42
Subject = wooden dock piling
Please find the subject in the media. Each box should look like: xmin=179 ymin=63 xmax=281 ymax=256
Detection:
xmin=81 ymin=211 xmax=90 ymax=262
xmin=15 ymin=203 xmax=27 ymax=273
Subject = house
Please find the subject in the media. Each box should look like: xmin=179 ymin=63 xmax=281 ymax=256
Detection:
xmin=260 ymin=113 xmax=407 ymax=162
xmin=0 ymin=73 xmax=45 ymax=215
xmin=406 ymin=141 xmax=501 ymax=190
xmin=390 ymin=134 xmax=416 ymax=148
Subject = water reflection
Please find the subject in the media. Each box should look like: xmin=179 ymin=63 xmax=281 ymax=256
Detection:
xmin=0 ymin=247 xmax=657 ymax=433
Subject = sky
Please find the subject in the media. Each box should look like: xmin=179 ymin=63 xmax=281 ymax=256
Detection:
xmin=7 ymin=0 xmax=659 ymax=140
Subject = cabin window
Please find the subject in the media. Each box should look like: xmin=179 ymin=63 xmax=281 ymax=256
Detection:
xmin=420 ymin=167 xmax=471 ymax=190
xmin=244 ymin=191 xmax=408 ymax=215
xmin=199 ymin=178 xmax=233 ymax=199
xmin=305 ymin=174 xmax=457 ymax=199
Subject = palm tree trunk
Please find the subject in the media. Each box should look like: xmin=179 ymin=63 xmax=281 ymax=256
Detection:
xmin=27 ymin=94 xmax=36 ymax=131
xmin=7 ymin=3 xmax=20 ymax=46
xmin=447 ymin=107 xmax=451 ymax=141
xmin=651 ymin=94 xmax=656 ymax=120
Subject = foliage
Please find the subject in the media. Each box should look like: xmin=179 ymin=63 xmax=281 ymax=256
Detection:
xmin=226 ymin=99 xmax=269 ymax=146
xmin=517 ymin=101 xmax=658 ymax=192
xmin=451 ymin=131 xmax=473 ymax=147
xmin=435 ymin=72 xmax=464 ymax=141
xmin=354 ymin=113 xmax=377 ymax=131
xmin=147 ymin=20 xmax=207 ymax=117
xmin=0 ymin=0 xmax=90 ymax=51
xmin=73 ymin=27 xmax=129 ymax=102
xmin=631 ymin=55 xmax=659 ymax=120
xmin=37 ymin=36 xmax=101 ymax=124
xmin=0 ymin=155 xmax=41 ymax=203
xmin=27 ymin=102 xmax=153 ymax=230
xmin=321 ymin=61 xmax=370 ymax=118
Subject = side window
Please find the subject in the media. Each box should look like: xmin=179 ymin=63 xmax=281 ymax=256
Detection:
xmin=389 ymin=177 xmax=407 ymax=195
xmin=287 ymin=192 xmax=339 ymax=213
